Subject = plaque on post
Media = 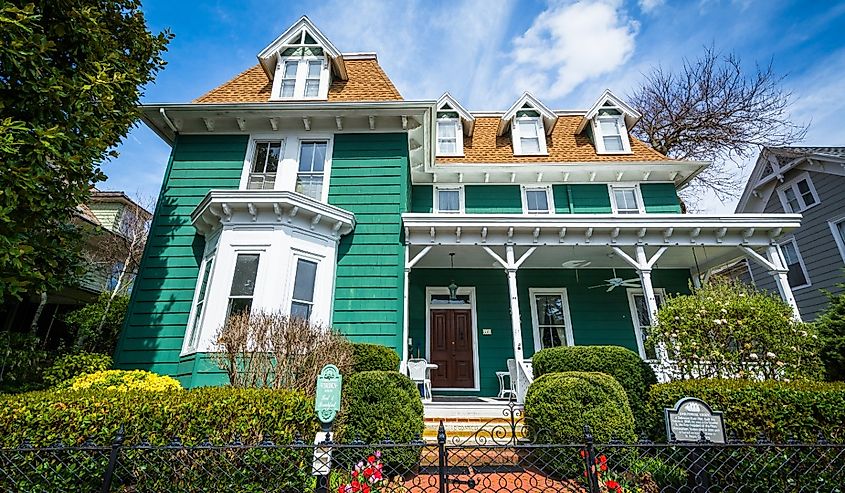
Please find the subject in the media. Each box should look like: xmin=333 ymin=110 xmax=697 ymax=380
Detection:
xmin=664 ymin=397 xmax=726 ymax=443
xmin=313 ymin=364 xmax=342 ymax=492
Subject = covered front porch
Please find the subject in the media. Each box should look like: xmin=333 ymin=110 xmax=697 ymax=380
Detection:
xmin=401 ymin=213 xmax=802 ymax=401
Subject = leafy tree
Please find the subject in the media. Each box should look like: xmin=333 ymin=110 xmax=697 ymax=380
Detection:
xmin=0 ymin=1 xmax=171 ymax=300
xmin=64 ymin=292 xmax=129 ymax=354
xmin=816 ymin=284 xmax=845 ymax=381
xmin=629 ymin=46 xmax=807 ymax=205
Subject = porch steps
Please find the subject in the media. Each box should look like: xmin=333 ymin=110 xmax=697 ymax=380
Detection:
xmin=422 ymin=400 xmax=526 ymax=448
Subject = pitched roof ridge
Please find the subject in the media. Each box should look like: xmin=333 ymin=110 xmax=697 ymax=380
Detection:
xmin=193 ymin=64 xmax=264 ymax=103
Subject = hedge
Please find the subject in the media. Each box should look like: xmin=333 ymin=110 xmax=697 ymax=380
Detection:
xmin=351 ymin=343 xmax=400 ymax=373
xmin=42 ymin=352 xmax=112 ymax=387
xmin=532 ymin=345 xmax=656 ymax=428
xmin=336 ymin=370 xmax=424 ymax=474
xmin=647 ymin=379 xmax=845 ymax=442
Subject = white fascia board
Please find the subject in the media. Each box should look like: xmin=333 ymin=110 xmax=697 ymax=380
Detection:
xmin=499 ymin=92 xmax=558 ymax=136
xmin=402 ymin=213 xmax=801 ymax=247
xmin=256 ymin=16 xmax=345 ymax=79
xmin=577 ymin=89 xmax=642 ymax=134
xmin=437 ymin=92 xmax=475 ymax=135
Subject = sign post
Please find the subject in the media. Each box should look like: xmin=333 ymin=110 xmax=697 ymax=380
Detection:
xmin=665 ymin=397 xmax=725 ymax=493
xmin=313 ymin=364 xmax=342 ymax=493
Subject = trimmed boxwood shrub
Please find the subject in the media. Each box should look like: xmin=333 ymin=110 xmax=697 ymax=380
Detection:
xmin=42 ymin=352 xmax=113 ymax=387
xmin=532 ymin=345 xmax=656 ymax=429
xmin=351 ymin=343 xmax=400 ymax=373
xmin=336 ymin=370 xmax=424 ymax=474
xmin=647 ymin=379 xmax=845 ymax=442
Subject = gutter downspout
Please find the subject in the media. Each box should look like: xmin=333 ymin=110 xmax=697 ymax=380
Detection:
xmin=159 ymin=108 xmax=178 ymax=133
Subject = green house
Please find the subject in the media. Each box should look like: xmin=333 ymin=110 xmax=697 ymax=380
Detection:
xmin=115 ymin=16 xmax=802 ymax=399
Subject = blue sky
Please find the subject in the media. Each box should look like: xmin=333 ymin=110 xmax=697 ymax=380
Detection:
xmin=105 ymin=0 xmax=845 ymax=213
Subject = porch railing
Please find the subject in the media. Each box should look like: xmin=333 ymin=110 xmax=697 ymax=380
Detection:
xmin=514 ymin=359 xmax=534 ymax=404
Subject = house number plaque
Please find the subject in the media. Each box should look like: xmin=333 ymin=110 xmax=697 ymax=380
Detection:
xmin=315 ymin=364 xmax=342 ymax=424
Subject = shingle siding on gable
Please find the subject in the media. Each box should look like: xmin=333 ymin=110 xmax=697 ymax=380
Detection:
xmin=747 ymin=168 xmax=845 ymax=320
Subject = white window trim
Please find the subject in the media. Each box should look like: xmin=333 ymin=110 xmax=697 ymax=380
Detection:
xmin=433 ymin=185 xmax=464 ymax=213
xmin=829 ymin=214 xmax=845 ymax=264
xmin=592 ymin=114 xmax=632 ymax=155
xmin=295 ymin=139 xmax=333 ymax=202
xmin=244 ymin=140 xmax=285 ymax=190
xmin=778 ymin=237 xmax=812 ymax=290
xmin=239 ymin=134 xmax=333 ymax=202
xmin=626 ymin=287 xmax=666 ymax=361
xmin=284 ymin=249 xmax=326 ymax=323
xmin=529 ymin=288 xmax=574 ymax=354
xmin=511 ymin=116 xmax=548 ymax=156
xmin=521 ymin=185 xmax=554 ymax=214
xmin=608 ymin=183 xmax=645 ymax=214
xmin=776 ymin=172 xmax=820 ymax=213
xmin=436 ymin=118 xmax=464 ymax=157
xmin=271 ymin=56 xmax=330 ymax=101
xmin=424 ymin=286 xmax=480 ymax=392
xmin=183 ymin=254 xmax=216 ymax=353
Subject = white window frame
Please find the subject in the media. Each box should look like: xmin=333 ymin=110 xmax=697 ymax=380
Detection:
xmin=433 ymin=185 xmax=464 ymax=213
xmin=246 ymin=140 xmax=285 ymax=190
xmin=609 ymin=184 xmax=645 ymax=214
xmin=511 ymin=116 xmax=548 ymax=156
xmin=424 ymin=286 xmax=480 ymax=392
xmin=295 ymin=140 xmax=331 ymax=201
xmin=271 ymin=56 xmax=330 ymax=101
xmin=286 ymin=250 xmax=323 ymax=322
xmin=529 ymin=288 xmax=574 ymax=354
xmin=626 ymin=288 xmax=666 ymax=361
xmin=778 ymin=237 xmax=811 ymax=290
xmin=592 ymin=114 xmax=632 ymax=154
xmin=829 ymin=215 xmax=845 ymax=264
xmin=239 ymin=134 xmax=333 ymax=201
xmin=436 ymin=118 xmax=463 ymax=157
xmin=776 ymin=172 xmax=820 ymax=213
xmin=521 ymin=185 xmax=554 ymax=214
xmin=184 ymin=254 xmax=216 ymax=352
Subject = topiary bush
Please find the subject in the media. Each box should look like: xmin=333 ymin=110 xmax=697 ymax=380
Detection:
xmin=646 ymin=379 xmax=845 ymax=442
xmin=336 ymin=370 xmax=423 ymax=474
xmin=0 ymin=387 xmax=319 ymax=490
xmin=56 ymin=369 xmax=181 ymax=392
xmin=42 ymin=352 xmax=112 ymax=387
xmin=532 ymin=346 xmax=656 ymax=430
xmin=351 ymin=343 xmax=400 ymax=373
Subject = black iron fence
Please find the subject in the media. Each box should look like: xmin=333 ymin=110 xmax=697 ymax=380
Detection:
xmin=1 ymin=426 xmax=844 ymax=492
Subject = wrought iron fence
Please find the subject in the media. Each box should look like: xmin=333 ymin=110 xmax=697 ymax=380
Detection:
xmin=2 ymin=425 xmax=844 ymax=492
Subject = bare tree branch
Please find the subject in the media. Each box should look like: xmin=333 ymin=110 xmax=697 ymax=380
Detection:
xmin=628 ymin=46 xmax=808 ymax=203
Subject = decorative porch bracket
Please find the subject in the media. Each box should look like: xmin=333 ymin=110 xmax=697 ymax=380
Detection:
xmin=739 ymin=246 xmax=801 ymax=321
xmin=402 ymin=246 xmax=433 ymax=371
xmin=611 ymin=246 xmax=667 ymax=327
xmin=482 ymin=245 xmax=536 ymax=363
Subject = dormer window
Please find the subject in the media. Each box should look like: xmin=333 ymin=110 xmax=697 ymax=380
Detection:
xmin=436 ymin=96 xmax=473 ymax=157
xmin=499 ymin=94 xmax=556 ymax=157
xmin=270 ymin=29 xmax=330 ymax=100
xmin=592 ymin=106 xmax=631 ymax=154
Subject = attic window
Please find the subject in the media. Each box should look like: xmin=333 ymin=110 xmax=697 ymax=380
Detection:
xmin=512 ymin=104 xmax=547 ymax=156
xmin=592 ymin=104 xmax=631 ymax=154
xmin=436 ymin=103 xmax=463 ymax=156
xmin=271 ymin=29 xmax=330 ymax=100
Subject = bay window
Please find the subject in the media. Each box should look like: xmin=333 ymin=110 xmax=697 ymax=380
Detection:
xmin=290 ymin=258 xmax=318 ymax=320
xmin=227 ymin=253 xmax=260 ymax=318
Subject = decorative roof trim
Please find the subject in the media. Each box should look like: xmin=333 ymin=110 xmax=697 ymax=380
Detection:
xmin=498 ymin=92 xmax=558 ymax=136
xmin=577 ymin=89 xmax=641 ymax=133
xmin=256 ymin=16 xmax=347 ymax=81
xmin=437 ymin=92 xmax=475 ymax=136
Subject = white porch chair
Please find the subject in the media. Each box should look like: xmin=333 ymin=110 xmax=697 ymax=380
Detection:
xmin=407 ymin=358 xmax=433 ymax=401
xmin=498 ymin=358 xmax=517 ymax=400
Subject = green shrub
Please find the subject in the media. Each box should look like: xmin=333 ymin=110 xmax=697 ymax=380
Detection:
xmin=651 ymin=279 xmax=823 ymax=380
xmin=336 ymin=371 xmax=423 ymax=474
xmin=0 ymin=332 xmax=50 ymax=393
xmin=0 ymin=387 xmax=318 ymax=490
xmin=532 ymin=346 xmax=656 ymax=429
xmin=647 ymin=379 xmax=845 ymax=442
xmin=351 ymin=343 xmax=400 ymax=373
xmin=64 ymin=292 xmax=129 ymax=354
xmin=56 ymin=369 xmax=180 ymax=392
xmin=816 ymin=285 xmax=845 ymax=381
xmin=42 ymin=352 xmax=112 ymax=387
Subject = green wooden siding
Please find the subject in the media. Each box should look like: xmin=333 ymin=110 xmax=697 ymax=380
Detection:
xmin=328 ymin=133 xmax=408 ymax=353
xmin=569 ymin=184 xmax=612 ymax=213
xmin=464 ymin=185 xmax=522 ymax=214
xmin=552 ymin=185 xmax=572 ymax=214
xmin=114 ymin=134 xmax=248 ymax=385
xmin=409 ymin=267 xmax=691 ymax=396
xmin=640 ymin=183 xmax=682 ymax=213
xmin=410 ymin=185 xmax=433 ymax=213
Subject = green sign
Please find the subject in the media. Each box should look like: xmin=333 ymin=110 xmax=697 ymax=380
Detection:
xmin=315 ymin=364 xmax=342 ymax=424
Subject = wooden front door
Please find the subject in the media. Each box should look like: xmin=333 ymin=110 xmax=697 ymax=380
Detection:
xmin=429 ymin=309 xmax=474 ymax=388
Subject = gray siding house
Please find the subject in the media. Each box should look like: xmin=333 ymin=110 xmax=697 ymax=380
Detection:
xmin=732 ymin=147 xmax=845 ymax=320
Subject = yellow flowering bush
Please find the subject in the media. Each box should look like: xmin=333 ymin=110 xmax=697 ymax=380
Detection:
xmin=57 ymin=369 xmax=181 ymax=392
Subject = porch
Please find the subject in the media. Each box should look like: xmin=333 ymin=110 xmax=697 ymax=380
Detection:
xmin=401 ymin=213 xmax=803 ymax=402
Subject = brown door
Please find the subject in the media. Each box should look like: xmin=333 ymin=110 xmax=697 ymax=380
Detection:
xmin=429 ymin=309 xmax=474 ymax=388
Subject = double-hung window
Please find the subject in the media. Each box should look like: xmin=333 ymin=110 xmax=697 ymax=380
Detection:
xmin=611 ymin=185 xmax=642 ymax=214
xmin=592 ymin=108 xmax=631 ymax=154
xmin=436 ymin=119 xmax=461 ymax=156
xmin=628 ymin=289 xmax=665 ymax=360
xmin=435 ymin=187 xmax=462 ymax=213
xmin=280 ymin=61 xmax=298 ymax=98
xmin=187 ymin=255 xmax=214 ymax=348
xmin=227 ymin=253 xmax=260 ymax=318
xmin=523 ymin=187 xmax=551 ymax=214
xmin=247 ymin=141 xmax=282 ymax=190
xmin=290 ymin=258 xmax=318 ymax=320
xmin=274 ymin=56 xmax=327 ymax=99
xmin=297 ymin=141 xmax=327 ymax=200
xmin=779 ymin=238 xmax=810 ymax=289
xmin=514 ymin=117 xmax=544 ymax=155
xmin=777 ymin=174 xmax=819 ymax=213
xmin=530 ymin=289 xmax=572 ymax=350
xmin=304 ymin=60 xmax=322 ymax=97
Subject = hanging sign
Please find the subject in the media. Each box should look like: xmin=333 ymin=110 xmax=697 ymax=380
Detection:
xmin=315 ymin=364 xmax=342 ymax=424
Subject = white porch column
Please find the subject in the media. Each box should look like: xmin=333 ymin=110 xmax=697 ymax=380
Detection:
xmin=635 ymin=246 xmax=660 ymax=327
xmin=740 ymin=246 xmax=801 ymax=321
xmin=402 ymin=245 xmax=432 ymax=372
xmin=483 ymin=245 xmax=536 ymax=364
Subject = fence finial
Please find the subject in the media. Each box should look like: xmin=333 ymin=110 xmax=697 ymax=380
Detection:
xmin=437 ymin=420 xmax=447 ymax=445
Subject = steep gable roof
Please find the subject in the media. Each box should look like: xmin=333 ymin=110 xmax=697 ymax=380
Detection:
xmin=437 ymin=93 xmax=475 ymax=135
xmin=498 ymin=92 xmax=558 ymax=136
xmin=576 ymin=89 xmax=641 ymax=133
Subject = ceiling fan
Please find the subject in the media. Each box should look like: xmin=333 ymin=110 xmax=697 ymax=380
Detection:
xmin=589 ymin=268 xmax=641 ymax=292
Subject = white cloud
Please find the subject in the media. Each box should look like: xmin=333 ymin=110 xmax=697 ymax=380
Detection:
xmin=638 ymin=0 xmax=664 ymax=13
xmin=501 ymin=0 xmax=638 ymax=103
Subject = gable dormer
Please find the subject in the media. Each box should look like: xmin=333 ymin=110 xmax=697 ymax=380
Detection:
xmin=436 ymin=93 xmax=474 ymax=157
xmin=257 ymin=16 xmax=347 ymax=101
xmin=498 ymin=93 xmax=558 ymax=156
xmin=578 ymin=90 xmax=641 ymax=155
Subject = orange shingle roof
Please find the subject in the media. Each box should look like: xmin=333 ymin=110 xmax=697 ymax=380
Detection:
xmin=193 ymin=59 xmax=402 ymax=103
xmin=437 ymin=116 xmax=668 ymax=163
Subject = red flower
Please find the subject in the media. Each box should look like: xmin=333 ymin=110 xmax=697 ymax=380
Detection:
xmin=600 ymin=463 xmax=608 ymax=472
xmin=368 ymin=455 xmax=376 ymax=464
xmin=580 ymin=450 xmax=587 ymax=458
xmin=599 ymin=455 xmax=607 ymax=464
xmin=606 ymin=479 xmax=620 ymax=491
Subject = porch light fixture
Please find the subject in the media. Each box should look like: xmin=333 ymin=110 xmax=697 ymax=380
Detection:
xmin=448 ymin=252 xmax=458 ymax=301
